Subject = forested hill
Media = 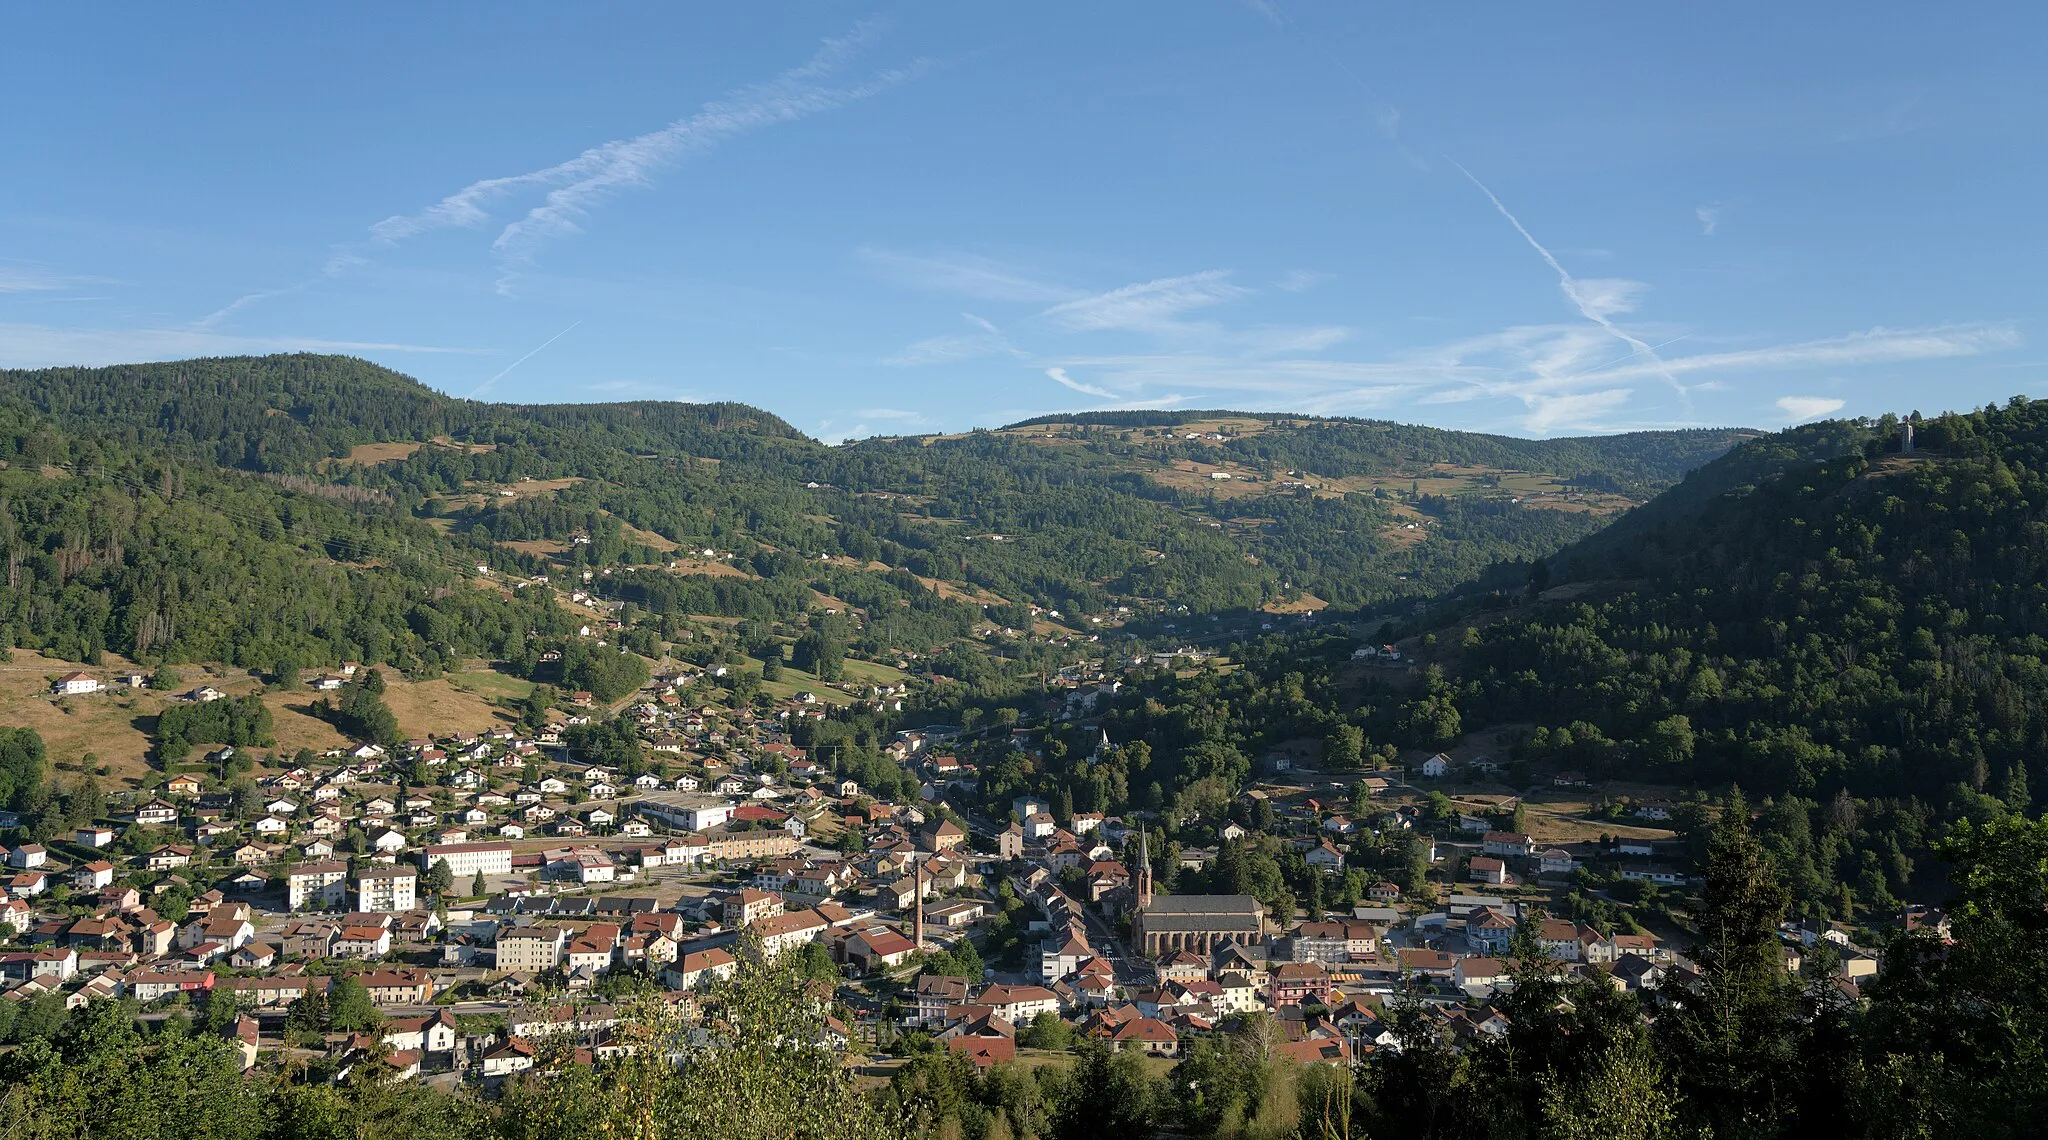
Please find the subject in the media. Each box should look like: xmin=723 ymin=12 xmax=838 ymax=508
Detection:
xmin=1004 ymin=410 xmax=1747 ymax=497
xmin=2 ymin=354 xmax=805 ymax=469
xmin=0 ymin=355 xmax=1751 ymax=660
xmin=1429 ymin=399 xmax=2048 ymax=913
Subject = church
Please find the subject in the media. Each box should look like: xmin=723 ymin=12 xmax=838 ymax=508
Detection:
xmin=1133 ymin=894 xmax=1267 ymax=956
xmin=1129 ymin=831 xmax=1266 ymax=956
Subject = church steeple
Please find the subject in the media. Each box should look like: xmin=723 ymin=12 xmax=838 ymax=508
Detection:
xmin=1136 ymin=827 xmax=1154 ymax=909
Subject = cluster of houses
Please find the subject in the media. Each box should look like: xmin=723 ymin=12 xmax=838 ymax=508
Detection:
xmin=49 ymin=670 xmax=229 ymax=702
xmin=0 ymin=688 xmax=1019 ymax=1086
xmin=1 ymin=647 xmax=1896 ymax=1088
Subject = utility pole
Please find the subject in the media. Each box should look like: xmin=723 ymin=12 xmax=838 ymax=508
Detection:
xmin=913 ymin=863 xmax=927 ymax=950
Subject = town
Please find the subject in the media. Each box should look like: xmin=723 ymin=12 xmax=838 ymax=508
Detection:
xmin=0 ymin=654 xmax=1908 ymax=1093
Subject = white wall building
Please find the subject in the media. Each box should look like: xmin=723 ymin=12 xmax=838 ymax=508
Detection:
xmin=418 ymin=842 xmax=513 ymax=879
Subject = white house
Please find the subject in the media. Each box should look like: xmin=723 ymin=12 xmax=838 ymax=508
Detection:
xmin=50 ymin=672 xmax=103 ymax=696
xmin=1306 ymin=840 xmax=1346 ymax=874
xmin=1420 ymin=755 xmax=1450 ymax=779
xmin=135 ymin=800 xmax=180 ymax=826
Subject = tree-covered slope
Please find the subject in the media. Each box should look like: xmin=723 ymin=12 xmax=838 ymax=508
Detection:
xmin=1010 ymin=410 xmax=1749 ymax=495
xmin=0 ymin=355 xmax=1749 ymax=634
xmin=0 ymin=399 xmax=571 ymax=670
xmin=1438 ymin=401 xmax=2048 ymax=910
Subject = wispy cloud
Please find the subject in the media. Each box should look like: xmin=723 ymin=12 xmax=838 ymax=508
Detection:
xmin=814 ymin=421 xmax=871 ymax=445
xmin=1042 ymin=271 xmax=1250 ymax=334
xmin=370 ymin=24 xmax=924 ymax=295
xmin=1045 ymin=367 xmax=1117 ymax=399
xmin=872 ymin=248 xmax=2020 ymax=435
xmin=0 ymin=322 xmax=484 ymax=370
xmin=857 ymin=249 xmax=1076 ymax=304
xmin=1273 ymin=269 xmax=1333 ymax=294
xmin=1777 ymin=395 xmax=1845 ymax=422
xmin=870 ymin=257 xmax=1346 ymax=366
xmin=1696 ymin=204 xmax=1723 ymax=236
xmin=883 ymin=333 xmax=997 ymax=367
xmin=882 ymin=313 xmax=1030 ymax=366
xmin=0 ymin=263 xmax=119 ymax=294
xmin=1593 ymin=324 xmax=2020 ymax=384
xmin=1235 ymin=325 xmax=1352 ymax=355
xmin=1526 ymin=388 xmax=1634 ymax=433
xmin=1032 ymin=321 xmax=2018 ymax=433
xmin=201 ymin=23 xmax=926 ymax=325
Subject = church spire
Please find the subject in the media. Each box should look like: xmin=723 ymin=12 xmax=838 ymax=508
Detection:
xmin=1136 ymin=827 xmax=1154 ymax=909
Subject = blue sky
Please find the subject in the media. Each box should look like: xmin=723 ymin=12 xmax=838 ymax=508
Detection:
xmin=2 ymin=3 xmax=2041 ymax=441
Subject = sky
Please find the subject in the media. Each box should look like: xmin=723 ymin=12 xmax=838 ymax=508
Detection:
xmin=1 ymin=2 xmax=2042 ymax=442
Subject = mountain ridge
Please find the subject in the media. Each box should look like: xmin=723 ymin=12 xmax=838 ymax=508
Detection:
xmin=0 ymin=353 xmax=1755 ymax=622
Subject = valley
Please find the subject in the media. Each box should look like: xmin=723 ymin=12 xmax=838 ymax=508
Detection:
xmin=0 ymin=356 xmax=2036 ymax=1140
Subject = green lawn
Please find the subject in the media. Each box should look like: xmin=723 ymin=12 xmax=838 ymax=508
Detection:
xmin=734 ymin=654 xmax=908 ymax=706
xmin=732 ymin=656 xmax=855 ymax=706
xmin=446 ymin=665 xmax=535 ymax=701
xmin=837 ymin=657 xmax=911 ymax=685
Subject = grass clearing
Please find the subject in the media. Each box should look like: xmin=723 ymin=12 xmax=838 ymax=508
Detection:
xmin=261 ymin=694 xmax=352 ymax=756
xmin=0 ymin=655 xmax=158 ymax=785
xmin=331 ymin=441 xmax=425 ymax=465
xmin=500 ymin=539 xmax=570 ymax=559
xmin=444 ymin=665 xmax=535 ymax=702
xmin=665 ymin=558 xmax=754 ymax=579
xmin=836 ymin=658 xmax=910 ymax=687
xmin=910 ymin=573 xmax=1007 ymax=607
xmin=0 ymin=654 xmax=522 ymax=789
xmin=381 ymin=674 xmax=522 ymax=737
xmin=751 ymin=667 xmax=855 ymax=707
xmin=619 ymin=522 xmax=679 ymax=552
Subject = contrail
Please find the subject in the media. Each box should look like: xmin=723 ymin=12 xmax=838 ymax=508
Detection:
xmin=372 ymin=22 xmax=926 ymax=295
xmin=1253 ymin=0 xmax=1423 ymax=164
xmin=466 ymin=320 xmax=581 ymax=399
xmin=1560 ymin=335 xmax=1693 ymax=385
xmin=1447 ymin=157 xmax=1690 ymax=406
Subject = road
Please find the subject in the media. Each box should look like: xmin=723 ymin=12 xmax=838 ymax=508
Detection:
xmin=1074 ymin=899 xmax=1145 ymax=984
